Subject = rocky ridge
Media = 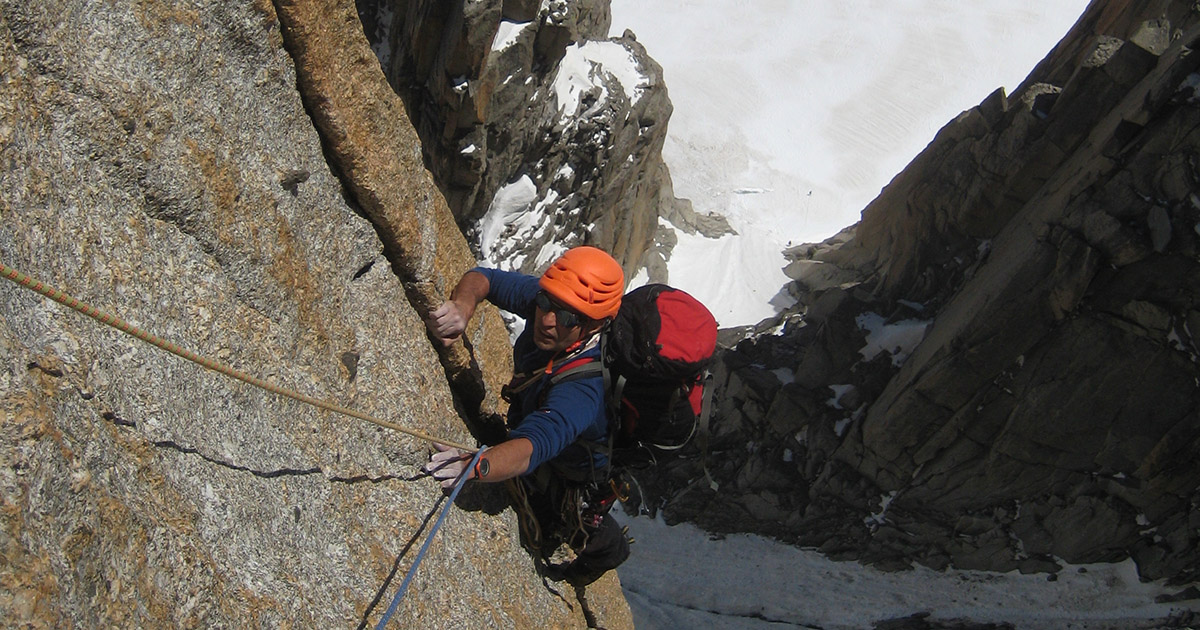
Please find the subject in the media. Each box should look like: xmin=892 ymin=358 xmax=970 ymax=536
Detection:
xmin=0 ymin=0 xmax=631 ymax=627
xmin=357 ymin=0 xmax=729 ymax=283
xmin=636 ymin=0 xmax=1200 ymax=593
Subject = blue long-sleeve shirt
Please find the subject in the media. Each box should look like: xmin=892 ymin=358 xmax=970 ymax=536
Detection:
xmin=474 ymin=268 xmax=609 ymax=479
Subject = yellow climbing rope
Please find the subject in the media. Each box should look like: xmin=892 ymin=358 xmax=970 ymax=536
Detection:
xmin=0 ymin=261 xmax=472 ymax=452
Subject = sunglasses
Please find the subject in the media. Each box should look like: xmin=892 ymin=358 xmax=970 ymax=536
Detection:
xmin=535 ymin=290 xmax=586 ymax=328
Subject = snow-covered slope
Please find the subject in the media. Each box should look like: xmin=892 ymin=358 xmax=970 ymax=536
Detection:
xmin=610 ymin=0 xmax=1091 ymax=327
xmin=616 ymin=515 xmax=1188 ymax=630
xmin=603 ymin=3 xmax=1200 ymax=628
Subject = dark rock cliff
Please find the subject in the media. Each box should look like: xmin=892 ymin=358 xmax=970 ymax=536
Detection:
xmin=357 ymin=0 xmax=725 ymax=281
xmin=0 ymin=0 xmax=631 ymax=626
xmin=638 ymin=0 xmax=1200 ymax=589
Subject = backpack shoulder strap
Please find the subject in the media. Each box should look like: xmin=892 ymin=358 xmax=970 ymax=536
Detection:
xmin=694 ymin=370 xmax=719 ymax=491
xmin=545 ymin=331 xmax=623 ymax=485
xmin=549 ymin=355 xmax=604 ymax=391
xmin=547 ymin=358 xmax=604 ymax=385
xmin=547 ymin=327 xmax=616 ymax=392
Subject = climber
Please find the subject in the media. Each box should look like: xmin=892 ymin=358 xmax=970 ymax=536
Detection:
xmin=421 ymin=245 xmax=631 ymax=586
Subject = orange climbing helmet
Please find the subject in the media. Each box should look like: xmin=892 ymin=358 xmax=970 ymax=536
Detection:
xmin=539 ymin=246 xmax=625 ymax=321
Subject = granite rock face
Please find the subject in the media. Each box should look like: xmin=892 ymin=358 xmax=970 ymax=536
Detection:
xmin=274 ymin=0 xmax=515 ymax=440
xmin=357 ymin=0 xmax=724 ymax=280
xmin=635 ymin=0 xmax=1200 ymax=586
xmin=0 ymin=0 xmax=630 ymax=627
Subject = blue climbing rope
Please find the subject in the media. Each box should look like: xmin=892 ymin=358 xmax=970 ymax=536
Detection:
xmin=375 ymin=449 xmax=484 ymax=629
xmin=0 ymin=262 xmax=493 ymax=625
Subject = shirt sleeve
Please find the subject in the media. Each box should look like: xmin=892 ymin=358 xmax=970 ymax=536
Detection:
xmin=473 ymin=267 xmax=539 ymax=316
xmin=507 ymin=376 xmax=606 ymax=473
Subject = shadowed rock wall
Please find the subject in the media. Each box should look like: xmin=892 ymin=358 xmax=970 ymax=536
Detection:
xmin=636 ymin=0 xmax=1200 ymax=589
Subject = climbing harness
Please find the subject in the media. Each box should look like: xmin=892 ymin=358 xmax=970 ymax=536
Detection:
xmin=506 ymin=477 xmax=545 ymax=553
xmin=374 ymin=449 xmax=483 ymax=629
xmin=0 ymin=262 xmax=473 ymax=452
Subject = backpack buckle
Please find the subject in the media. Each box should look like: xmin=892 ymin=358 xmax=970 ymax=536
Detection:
xmin=609 ymin=477 xmax=630 ymax=503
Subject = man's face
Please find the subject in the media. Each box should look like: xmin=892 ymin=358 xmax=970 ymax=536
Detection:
xmin=533 ymin=291 xmax=591 ymax=352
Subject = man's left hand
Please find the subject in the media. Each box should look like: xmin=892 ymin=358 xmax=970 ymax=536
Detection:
xmin=423 ymin=443 xmax=476 ymax=491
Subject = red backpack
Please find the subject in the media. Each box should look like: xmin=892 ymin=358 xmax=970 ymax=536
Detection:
xmin=551 ymin=284 xmax=719 ymax=471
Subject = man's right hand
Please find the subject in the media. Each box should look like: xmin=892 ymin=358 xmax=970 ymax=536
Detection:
xmin=426 ymin=301 xmax=468 ymax=346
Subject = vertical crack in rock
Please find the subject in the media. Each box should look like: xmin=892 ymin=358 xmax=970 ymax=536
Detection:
xmin=270 ymin=0 xmax=513 ymax=438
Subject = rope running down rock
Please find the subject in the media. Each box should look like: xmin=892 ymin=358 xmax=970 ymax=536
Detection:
xmin=0 ymin=261 xmax=474 ymax=452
